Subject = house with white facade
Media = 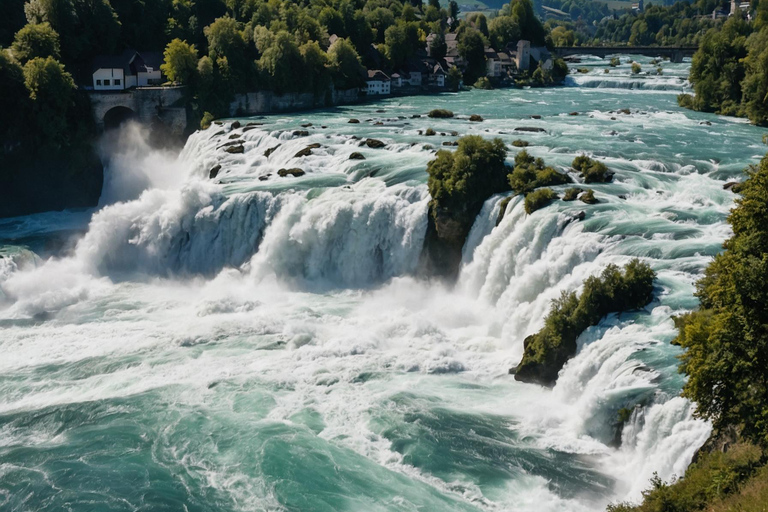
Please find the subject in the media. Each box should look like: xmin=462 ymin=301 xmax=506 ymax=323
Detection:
xmin=366 ymin=70 xmax=391 ymax=95
xmin=92 ymin=50 xmax=164 ymax=91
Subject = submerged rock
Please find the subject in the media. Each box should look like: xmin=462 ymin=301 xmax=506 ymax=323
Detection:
xmin=515 ymin=127 xmax=547 ymax=133
xmin=224 ymin=144 xmax=244 ymax=154
xmin=293 ymin=130 xmax=309 ymax=137
xmin=208 ymin=164 xmax=221 ymax=179
xmin=294 ymin=143 xmax=322 ymax=158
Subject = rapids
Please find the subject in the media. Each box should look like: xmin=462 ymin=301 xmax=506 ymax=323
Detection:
xmin=0 ymin=55 xmax=765 ymax=511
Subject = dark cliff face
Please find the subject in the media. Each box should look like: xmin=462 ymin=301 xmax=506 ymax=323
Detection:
xmin=0 ymin=147 xmax=103 ymax=219
xmin=420 ymin=202 xmax=480 ymax=281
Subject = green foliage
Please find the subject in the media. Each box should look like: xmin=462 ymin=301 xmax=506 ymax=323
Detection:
xmin=11 ymin=22 xmax=60 ymax=63
xmin=488 ymin=15 xmax=520 ymax=51
xmin=675 ymin=154 xmax=768 ymax=444
xmin=458 ymin=27 xmax=486 ymax=84
xmin=200 ymin=111 xmax=215 ymax=130
xmin=161 ymin=38 xmax=198 ymax=84
xmin=426 ymin=135 xmax=510 ymax=214
xmin=606 ymin=444 xmax=764 ymax=512
xmin=610 ymin=57 xmax=620 ymax=67
xmin=473 ymin=76 xmax=492 ymax=89
xmin=447 ymin=65 xmax=462 ymax=91
xmin=563 ymin=187 xmax=583 ymax=201
xmin=258 ymin=30 xmax=303 ymax=94
xmin=428 ymin=109 xmax=453 ymax=118
xmin=0 ymin=49 xmax=30 ymax=147
xmin=631 ymin=62 xmax=641 ymax=74
xmin=511 ymin=139 xmax=528 ymax=147
xmin=580 ymin=188 xmax=597 ymax=204
xmin=524 ymin=187 xmax=558 ymax=214
xmin=508 ymin=150 xmax=571 ymax=195
xmin=23 ymin=56 xmax=74 ymax=149
xmin=572 ymin=155 xmax=613 ymax=183
xmin=328 ymin=37 xmax=365 ymax=90
xmin=515 ymin=259 xmax=656 ymax=386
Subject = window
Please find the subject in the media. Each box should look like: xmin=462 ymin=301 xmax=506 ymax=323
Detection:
xmin=96 ymin=79 xmax=102 ymax=86
xmin=114 ymin=79 xmax=121 ymax=86
xmin=104 ymin=79 xmax=110 ymax=86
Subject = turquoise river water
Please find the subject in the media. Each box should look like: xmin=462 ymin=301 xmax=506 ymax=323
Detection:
xmin=1 ymin=56 xmax=766 ymax=511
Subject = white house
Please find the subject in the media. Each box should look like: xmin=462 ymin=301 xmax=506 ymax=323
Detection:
xmin=92 ymin=50 xmax=163 ymax=91
xmin=366 ymin=70 xmax=391 ymax=95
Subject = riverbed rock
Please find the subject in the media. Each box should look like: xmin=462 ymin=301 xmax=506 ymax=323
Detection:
xmin=569 ymin=112 xmax=579 ymax=116
xmin=301 ymin=123 xmax=313 ymax=127
xmin=530 ymin=115 xmax=542 ymax=119
xmin=292 ymin=130 xmax=309 ymax=137
xmin=278 ymin=168 xmax=305 ymax=177
xmin=258 ymin=174 xmax=271 ymax=181
xmin=228 ymin=132 xmax=241 ymax=139
xmin=618 ymin=108 xmax=631 ymax=115
xmin=209 ymin=165 xmax=221 ymax=179
xmin=264 ymin=145 xmax=281 ymax=158
xmin=294 ymin=143 xmax=321 ymax=158
xmin=365 ymin=138 xmax=386 ymax=148
xmin=515 ymin=127 xmax=547 ymax=133
xmin=225 ymin=144 xmax=244 ymax=154
xmin=348 ymin=118 xmax=360 ymax=123
xmin=231 ymin=121 xmax=241 ymax=129
xmin=469 ymin=114 xmax=483 ymax=122
xmin=349 ymin=152 xmax=366 ymax=160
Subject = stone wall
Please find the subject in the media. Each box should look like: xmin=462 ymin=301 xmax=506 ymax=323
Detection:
xmin=89 ymin=86 xmax=188 ymax=133
xmin=229 ymin=87 xmax=360 ymax=116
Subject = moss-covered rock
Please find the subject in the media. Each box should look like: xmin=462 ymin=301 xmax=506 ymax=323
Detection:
xmin=508 ymin=150 xmax=571 ymax=195
xmin=563 ymin=187 xmax=584 ymax=201
xmin=365 ymin=138 xmax=386 ymax=148
xmin=349 ymin=152 xmax=365 ymax=160
xmin=428 ymin=109 xmax=454 ymax=118
xmin=277 ymin=168 xmax=305 ymax=177
xmin=511 ymin=139 xmax=529 ymax=147
xmin=580 ymin=189 xmax=598 ymax=204
xmin=513 ymin=259 xmax=655 ymax=387
xmin=469 ymin=114 xmax=483 ymax=122
xmin=572 ymin=155 xmax=614 ymax=183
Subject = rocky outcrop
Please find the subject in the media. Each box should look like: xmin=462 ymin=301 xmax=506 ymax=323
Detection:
xmin=469 ymin=114 xmax=483 ymax=122
xmin=278 ymin=168 xmax=305 ymax=177
xmin=294 ymin=143 xmax=321 ymax=158
xmin=515 ymin=127 xmax=547 ymax=133
xmin=264 ymin=145 xmax=281 ymax=158
xmin=365 ymin=138 xmax=386 ymax=148
xmin=225 ymin=145 xmax=244 ymax=154
xmin=209 ymin=165 xmax=222 ymax=179
xmin=349 ymin=152 xmax=365 ymax=160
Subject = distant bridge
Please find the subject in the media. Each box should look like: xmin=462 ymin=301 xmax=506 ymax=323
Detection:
xmin=554 ymin=46 xmax=698 ymax=63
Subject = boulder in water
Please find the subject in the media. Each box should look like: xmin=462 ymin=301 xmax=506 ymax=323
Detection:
xmin=365 ymin=138 xmax=386 ymax=148
xmin=228 ymin=132 xmax=241 ymax=139
xmin=277 ymin=168 xmax=305 ymax=177
xmin=469 ymin=114 xmax=483 ymax=122
xmin=224 ymin=144 xmax=244 ymax=154
xmin=208 ymin=165 xmax=221 ymax=179
xmin=569 ymin=112 xmax=579 ymax=116
xmin=293 ymin=130 xmax=309 ymax=137
xmin=258 ymin=174 xmax=271 ymax=181
xmin=231 ymin=121 xmax=241 ymax=129
xmin=264 ymin=144 xmax=281 ymax=158
xmin=294 ymin=143 xmax=321 ymax=158
xmin=618 ymin=108 xmax=631 ymax=115
xmin=530 ymin=115 xmax=542 ymax=119
xmin=348 ymin=118 xmax=360 ymax=124
xmin=301 ymin=123 xmax=313 ymax=128
xmin=349 ymin=152 xmax=365 ymax=160
xmin=515 ymin=127 xmax=547 ymax=133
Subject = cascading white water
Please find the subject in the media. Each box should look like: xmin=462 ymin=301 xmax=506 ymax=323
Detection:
xmin=0 ymin=56 xmax=762 ymax=511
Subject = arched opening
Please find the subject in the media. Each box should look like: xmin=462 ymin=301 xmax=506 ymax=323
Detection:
xmin=103 ymin=106 xmax=137 ymax=131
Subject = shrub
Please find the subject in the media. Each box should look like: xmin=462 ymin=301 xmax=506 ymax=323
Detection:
xmin=631 ymin=62 xmax=641 ymax=74
xmin=428 ymin=109 xmax=454 ymax=118
xmin=425 ymin=127 xmax=436 ymax=136
xmin=426 ymin=135 xmax=510 ymax=215
xmin=473 ymin=77 xmax=493 ymax=89
xmin=512 ymin=139 xmax=529 ymax=147
xmin=201 ymin=111 xmax=215 ymax=130
xmin=524 ymin=187 xmax=558 ymax=214
xmin=572 ymin=155 xmax=613 ymax=183
xmin=580 ymin=189 xmax=598 ymax=204
xmin=610 ymin=57 xmax=620 ymax=67
xmin=563 ymin=187 xmax=584 ymax=201
xmin=508 ymin=150 xmax=572 ymax=195
xmin=514 ymin=259 xmax=656 ymax=386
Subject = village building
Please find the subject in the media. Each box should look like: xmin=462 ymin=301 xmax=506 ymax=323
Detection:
xmin=366 ymin=70 xmax=391 ymax=95
xmin=92 ymin=50 xmax=163 ymax=91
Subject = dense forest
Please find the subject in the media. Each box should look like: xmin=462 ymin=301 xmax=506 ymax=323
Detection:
xmin=679 ymin=4 xmax=768 ymax=125
xmin=606 ymin=151 xmax=768 ymax=512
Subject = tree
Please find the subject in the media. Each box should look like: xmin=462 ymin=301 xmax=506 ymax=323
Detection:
xmin=447 ymin=65 xmax=462 ymax=91
xmin=448 ymin=0 xmax=459 ymax=21
xmin=366 ymin=7 xmax=395 ymax=44
xmin=23 ymin=56 xmax=75 ymax=148
xmin=11 ymin=22 xmax=60 ymax=63
xmin=299 ymin=40 xmax=330 ymax=96
xmin=204 ymin=16 xmax=251 ymax=90
xmin=0 ymin=50 xmax=31 ymax=148
xmin=429 ymin=31 xmax=447 ymax=59
xmin=458 ymin=28 xmax=486 ymax=83
xmin=676 ymin=153 xmax=768 ymax=444
xmin=488 ymin=16 xmax=521 ymax=50
xmin=161 ymin=38 xmax=198 ymax=84
xmin=258 ymin=30 xmax=303 ymax=94
xmin=327 ymin=37 xmax=364 ymax=89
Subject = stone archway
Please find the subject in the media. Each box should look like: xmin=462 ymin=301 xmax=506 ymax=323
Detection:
xmin=103 ymin=106 xmax=137 ymax=131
